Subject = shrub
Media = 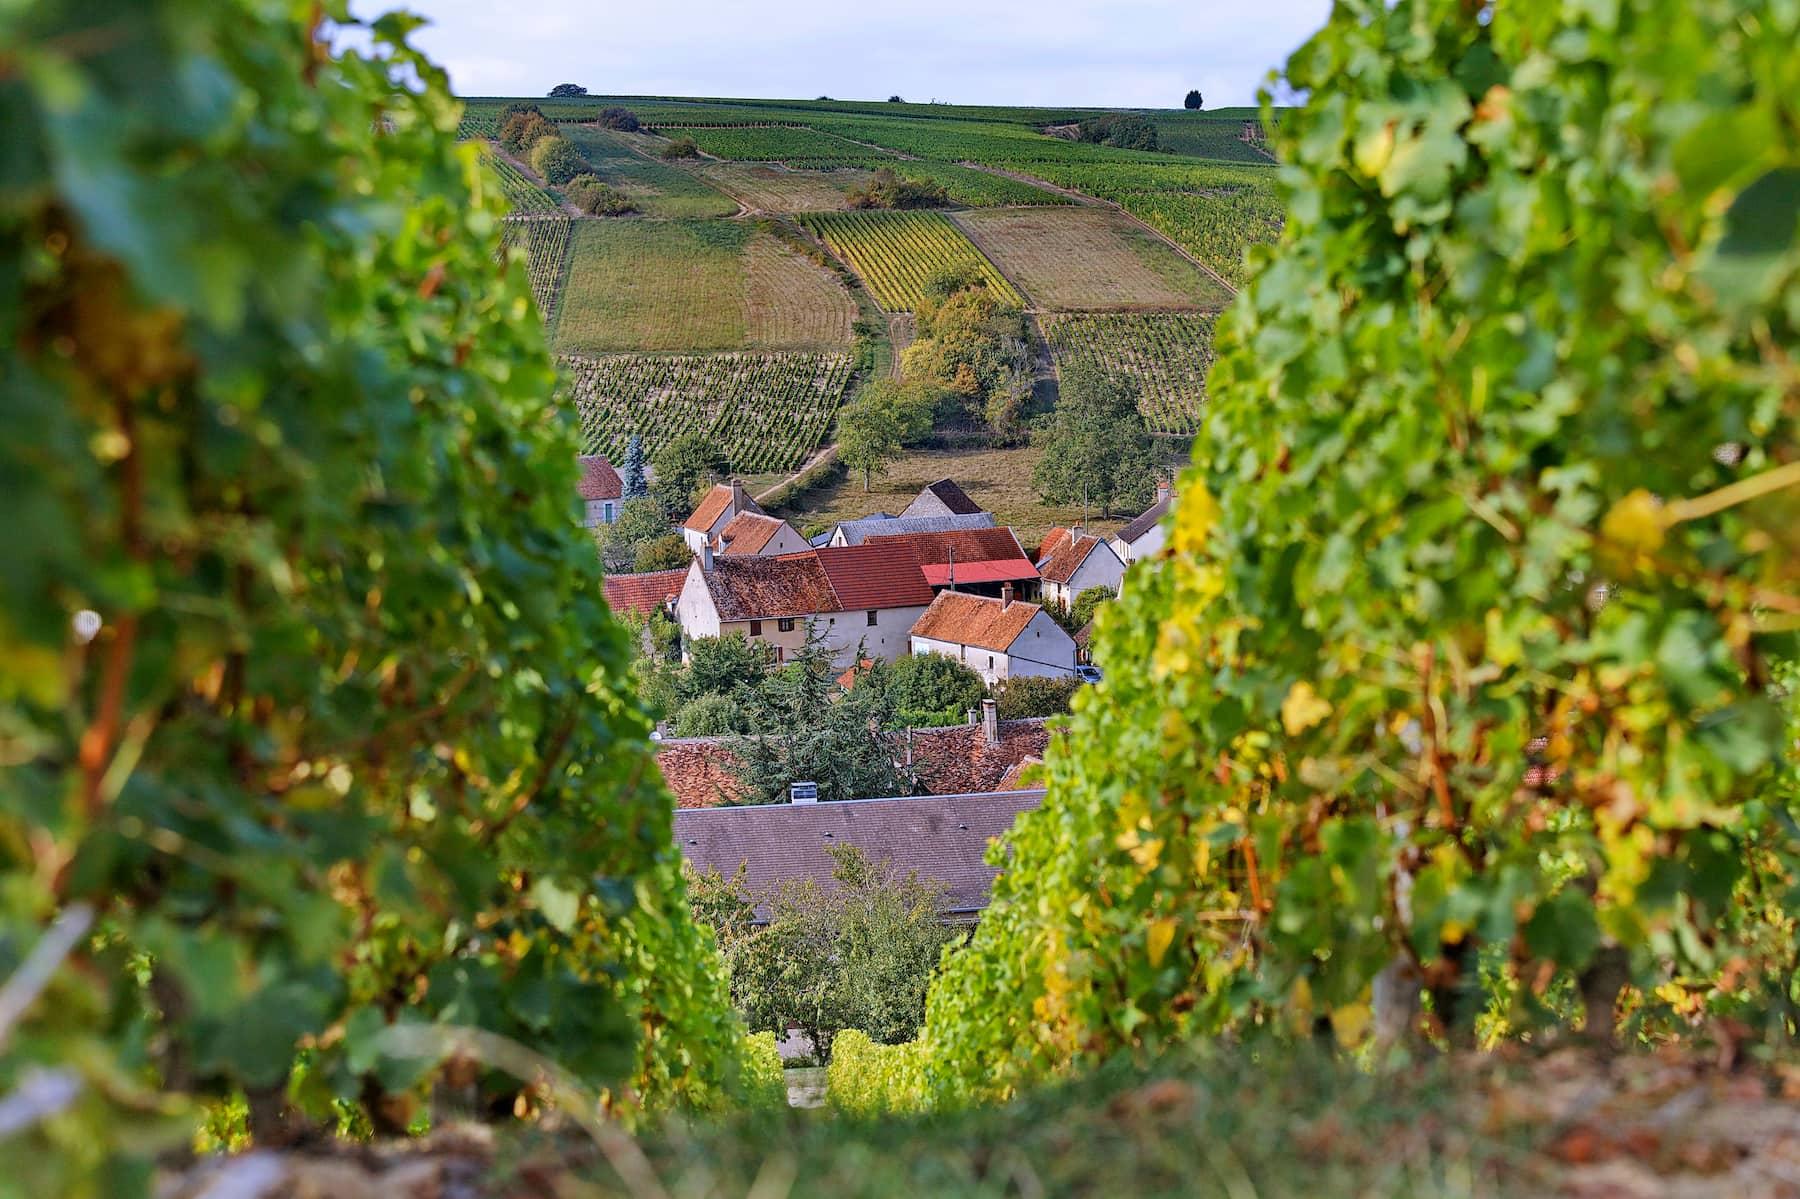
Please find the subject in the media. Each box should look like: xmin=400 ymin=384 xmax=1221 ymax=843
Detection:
xmin=1068 ymin=584 xmax=1116 ymax=632
xmin=500 ymin=109 xmax=556 ymax=156
xmin=634 ymin=533 xmax=692 ymax=572
xmin=992 ymin=675 xmax=1079 ymax=720
xmin=662 ymin=136 xmax=700 ymax=160
xmin=599 ymin=106 xmax=641 ymax=132
xmin=739 ymin=1031 xmax=789 ymax=1110
xmin=827 ymin=1031 xmax=929 ymax=1117
xmin=530 ymin=135 xmax=586 ymax=185
xmin=846 ymin=166 xmax=951 ymax=210
xmin=1074 ymin=113 xmax=1159 ymax=152
xmin=887 ymin=653 xmax=986 ymax=723
xmin=922 ymin=0 xmax=1800 ymax=1107
xmin=565 ymin=173 xmax=636 ymax=215
xmin=1184 ymin=89 xmax=1203 ymax=110
xmin=673 ymin=692 xmax=750 ymax=737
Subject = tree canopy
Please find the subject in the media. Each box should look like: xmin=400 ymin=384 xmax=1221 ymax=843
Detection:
xmin=1184 ymin=89 xmax=1203 ymax=110
xmin=1031 ymin=362 xmax=1158 ymax=516
xmin=549 ymin=82 xmax=588 ymax=96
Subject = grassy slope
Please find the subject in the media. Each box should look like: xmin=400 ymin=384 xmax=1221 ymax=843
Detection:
xmin=951 ymin=207 xmax=1232 ymax=312
xmin=695 ymin=163 xmax=872 ymax=212
xmin=560 ymin=125 xmax=738 ymax=219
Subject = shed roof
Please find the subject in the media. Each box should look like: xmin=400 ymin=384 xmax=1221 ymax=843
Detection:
xmin=699 ymin=553 xmax=834 ymax=621
xmin=716 ymin=511 xmax=790 ymax=555
xmin=1036 ymin=527 xmax=1113 ymax=585
xmin=1115 ymin=496 xmax=1173 ymax=547
xmin=901 ymin=478 xmax=983 ymax=518
xmin=683 ymin=482 xmax=760 ymax=533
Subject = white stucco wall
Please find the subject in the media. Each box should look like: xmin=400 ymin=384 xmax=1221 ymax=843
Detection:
xmin=582 ymin=498 xmax=618 ymax=528
xmin=1115 ymin=521 xmax=1167 ymax=564
xmin=1002 ymin=609 xmax=1079 ymax=679
xmin=815 ymin=604 xmax=929 ymax=667
xmin=910 ymin=634 xmax=1006 ymax=686
xmin=1045 ymin=542 xmax=1126 ymax=609
xmin=673 ymin=564 xmax=721 ymax=654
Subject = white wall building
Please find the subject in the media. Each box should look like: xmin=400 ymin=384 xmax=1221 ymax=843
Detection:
xmin=908 ymin=586 xmax=1078 ymax=686
xmin=1035 ymin=527 xmax=1127 ymax=611
xmin=576 ymin=455 xmax=622 ymax=529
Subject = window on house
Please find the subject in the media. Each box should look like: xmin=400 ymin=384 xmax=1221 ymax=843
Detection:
xmin=866 ymin=610 xmax=878 ymax=627
xmin=988 ymin=655 xmax=994 ymax=668
xmin=778 ymin=617 xmax=796 ymax=632
xmin=604 ymin=502 xmax=615 ymax=522
xmin=749 ymin=620 xmax=762 ymax=637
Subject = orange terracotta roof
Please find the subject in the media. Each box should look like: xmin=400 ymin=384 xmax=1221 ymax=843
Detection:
xmin=907 ymin=718 xmax=1058 ymax=796
xmin=603 ymin=568 xmax=689 ymax=618
xmin=814 ymin=542 xmax=935 ymax=611
xmin=576 ymin=455 xmax=622 ymax=501
xmin=862 ymin=526 xmax=1032 ymax=569
xmin=909 ymin=590 xmax=1041 ymax=653
xmin=656 ymin=737 xmax=748 ymax=808
xmin=683 ymin=483 xmax=761 ymax=533
xmin=716 ymin=511 xmax=788 ymax=555
xmin=1035 ymin=527 xmax=1108 ymax=585
xmin=701 ymin=553 xmax=835 ymax=621
xmin=995 ymin=755 xmax=1044 ymax=791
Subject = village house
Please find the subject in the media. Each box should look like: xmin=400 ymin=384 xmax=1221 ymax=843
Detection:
xmin=680 ymin=481 xmax=761 ymax=554
xmin=713 ymin=510 xmax=809 ymax=557
xmin=900 ymin=477 xmax=984 ymax=520
xmin=602 ymin=567 xmax=688 ymax=656
xmin=861 ymin=526 xmax=1039 ymax=599
xmin=673 ymin=542 xmax=935 ymax=668
xmin=1111 ymin=480 xmax=1174 ymax=565
xmin=827 ymin=510 xmax=996 ymax=547
xmin=576 ymin=455 xmax=622 ymax=529
xmin=1035 ymin=526 xmax=1127 ymax=611
xmin=908 ymin=585 xmax=1078 ymax=686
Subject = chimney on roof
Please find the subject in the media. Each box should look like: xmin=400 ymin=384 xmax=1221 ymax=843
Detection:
xmin=700 ymin=541 xmax=714 ymax=570
xmin=790 ymin=781 xmax=818 ymax=804
xmin=966 ymin=707 xmax=978 ymax=727
xmin=730 ymin=479 xmax=749 ymax=510
xmin=1001 ymin=581 xmax=1014 ymax=609
xmin=981 ymin=698 xmax=999 ymax=747
xmin=1156 ymin=477 xmax=1172 ymax=504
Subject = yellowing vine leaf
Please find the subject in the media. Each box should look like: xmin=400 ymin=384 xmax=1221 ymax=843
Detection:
xmin=1281 ymin=681 xmax=1332 ymax=736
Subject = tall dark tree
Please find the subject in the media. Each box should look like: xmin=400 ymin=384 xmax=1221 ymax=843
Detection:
xmin=549 ymin=82 xmax=588 ymax=96
xmin=1184 ymin=89 xmax=1203 ymax=110
xmin=621 ymin=432 xmax=649 ymax=500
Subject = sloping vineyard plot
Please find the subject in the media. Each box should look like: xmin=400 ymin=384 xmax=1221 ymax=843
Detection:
xmin=1042 ymin=312 xmax=1217 ymax=435
xmin=564 ymin=352 xmax=853 ymax=473
xmin=559 ymin=126 xmax=738 ymax=219
xmin=485 ymin=151 xmax=563 ymax=215
xmin=498 ymin=217 xmax=574 ymax=325
xmin=650 ymin=124 xmax=896 ymax=168
xmin=952 ymin=207 xmax=1231 ymax=311
xmin=800 ymin=210 xmax=1021 ymax=312
xmin=695 ymin=163 xmax=873 ymax=212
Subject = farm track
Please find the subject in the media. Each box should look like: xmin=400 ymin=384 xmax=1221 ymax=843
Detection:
xmin=953 ymin=161 xmax=1239 ymax=298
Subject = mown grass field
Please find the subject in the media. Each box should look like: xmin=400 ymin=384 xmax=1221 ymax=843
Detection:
xmin=695 ymin=163 xmax=872 ymax=212
xmin=553 ymin=220 xmax=855 ymax=354
xmin=772 ymin=441 xmax=1162 ymax=544
xmin=952 ymin=207 xmax=1232 ymax=312
xmin=801 ymin=211 xmax=1022 ymax=312
xmin=559 ymin=125 xmax=738 ymax=219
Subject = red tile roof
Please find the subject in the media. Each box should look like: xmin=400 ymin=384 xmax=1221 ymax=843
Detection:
xmin=603 ymin=568 xmax=689 ymax=618
xmin=716 ymin=511 xmax=788 ymax=555
xmin=864 ymin=526 xmax=1033 ymax=567
xmin=656 ymin=737 xmax=748 ymax=808
xmin=995 ymin=755 xmax=1044 ymax=791
xmin=909 ymin=590 xmax=1042 ymax=652
xmin=576 ymin=455 xmax=622 ymax=501
xmin=683 ymin=482 xmax=760 ymax=533
xmin=1036 ymin=527 xmax=1109 ymax=585
xmin=700 ymin=553 xmax=836 ymax=621
xmin=814 ymin=543 xmax=935 ymax=612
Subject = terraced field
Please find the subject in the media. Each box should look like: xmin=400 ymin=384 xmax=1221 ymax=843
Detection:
xmin=951 ymin=207 xmax=1231 ymax=311
xmin=800 ymin=211 xmax=1022 ymax=311
xmin=1042 ymin=312 xmax=1218 ymax=435
xmin=565 ymin=351 xmax=853 ymax=473
xmin=553 ymin=219 xmax=855 ymax=354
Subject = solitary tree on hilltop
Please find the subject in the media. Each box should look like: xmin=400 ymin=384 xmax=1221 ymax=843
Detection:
xmin=887 ymin=94 xmax=904 ymax=103
xmin=1184 ymin=89 xmax=1203 ymax=110
xmin=549 ymin=82 xmax=587 ymax=97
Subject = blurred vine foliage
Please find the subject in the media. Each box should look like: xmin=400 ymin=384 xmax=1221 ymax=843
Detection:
xmin=922 ymin=0 xmax=1800 ymax=1105
xmin=0 ymin=0 xmax=744 ymax=1191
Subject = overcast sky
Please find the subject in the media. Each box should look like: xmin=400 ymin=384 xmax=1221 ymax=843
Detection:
xmin=349 ymin=0 xmax=1332 ymax=109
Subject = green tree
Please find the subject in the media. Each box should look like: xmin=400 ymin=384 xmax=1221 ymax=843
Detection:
xmin=1032 ymin=362 xmax=1158 ymax=516
xmin=1184 ymin=89 xmax=1203 ymax=110
xmin=679 ymin=633 xmax=773 ymax=709
xmin=651 ymin=430 xmax=726 ymax=513
xmin=1068 ymin=584 xmax=1116 ymax=632
xmin=839 ymin=380 xmax=933 ymax=491
xmin=0 ymin=0 xmax=745 ymax=1185
xmin=674 ymin=692 xmax=751 ymax=737
xmin=621 ymin=432 xmax=649 ymax=500
xmin=601 ymin=495 xmax=677 ymax=572
xmin=662 ymin=136 xmax=700 ymax=160
xmin=500 ymin=109 xmax=556 ymax=156
xmin=530 ymin=135 xmax=586 ymax=185
xmin=599 ymin=106 xmax=640 ymax=131
xmin=697 ymin=846 xmax=957 ymax=1057
xmin=634 ymin=533 xmax=692 ymax=573
xmin=549 ymin=82 xmax=588 ymax=97
xmin=884 ymin=652 xmax=986 ymax=726
xmin=924 ymin=0 xmax=1800 ymax=1107
xmin=902 ymin=282 xmax=1032 ymax=442
xmin=991 ymin=675 xmax=1079 ymax=720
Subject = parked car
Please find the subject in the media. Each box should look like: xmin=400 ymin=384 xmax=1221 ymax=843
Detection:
xmin=1076 ymin=665 xmax=1103 ymax=684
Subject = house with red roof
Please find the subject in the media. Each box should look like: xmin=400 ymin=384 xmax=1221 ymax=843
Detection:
xmin=713 ymin=510 xmax=809 ymax=558
xmin=1035 ymin=526 xmax=1127 ymax=611
xmin=680 ymin=481 xmax=762 ymax=554
xmin=673 ymin=542 xmax=936 ymax=668
xmin=908 ymin=586 xmax=1077 ymax=686
xmin=576 ymin=455 xmax=623 ymax=529
xmin=860 ymin=526 xmax=1039 ymax=599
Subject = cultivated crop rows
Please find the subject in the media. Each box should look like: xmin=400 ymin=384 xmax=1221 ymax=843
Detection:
xmin=487 ymin=151 xmax=563 ymax=214
xmin=563 ymin=351 xmax=854 ymax=473
xmin=651 ymin=124 xmax=896 ymax=167
xmin=458 ymin=115 xmax=497 ymax=140
xmin=801 ymin=211 xmax=1022 ymax=311
xmin=499 ymin=217 xmax=574 ymax=324
xmin=1042 ymin=312 xmax=1217 ymax=435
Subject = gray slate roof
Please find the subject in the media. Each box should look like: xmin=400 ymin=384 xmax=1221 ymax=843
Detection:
xmin=834 ymin=511 xmax=996 ymax=546
xmin=1114 ymin=496 xmax=1173 ymax=546
xmin=902 ymin=478 xmax=983 ymax=519
xmin=675 ymin=789 xmax=1045 ymax=917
